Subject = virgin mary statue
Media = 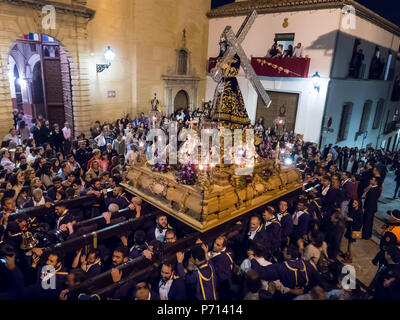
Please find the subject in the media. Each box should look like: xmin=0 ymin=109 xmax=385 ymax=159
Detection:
xmin=210 ymin=37 xmax=251 ymax=129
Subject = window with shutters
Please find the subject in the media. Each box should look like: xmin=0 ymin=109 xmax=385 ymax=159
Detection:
xmin=372 ymin=99 xmax=385 ymax=129
xmin=337 ymin=103 xmax=353 ymax=142
xmin=274 ymin=33 xmax=295 ymax=52
xmin=178 ymin=49 xmax=188 ymax=75
xmin=358 ymin=100 xmax=372 ymax=134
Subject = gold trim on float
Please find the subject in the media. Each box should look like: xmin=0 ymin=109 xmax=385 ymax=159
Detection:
xmin=121 ymin=181 xmax=302 ymax=232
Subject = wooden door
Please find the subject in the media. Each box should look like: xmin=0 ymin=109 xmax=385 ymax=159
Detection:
xmin=256 ymin=91 xmax=299 ymax=132
xmin=42 ymin=43 xmax=65 ymax=127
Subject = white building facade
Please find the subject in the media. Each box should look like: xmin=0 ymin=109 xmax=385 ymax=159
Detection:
xmin=206 ymin=0 xmax=400 ymax=150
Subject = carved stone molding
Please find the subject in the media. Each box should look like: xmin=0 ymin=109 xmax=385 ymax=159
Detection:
xmin=1 ymin=0 xmax=95 ymax=20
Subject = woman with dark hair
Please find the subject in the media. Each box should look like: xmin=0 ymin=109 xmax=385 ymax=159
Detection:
xmin=138 ymin=122 xmax=146 ymax=136
xmin=99 ymin=152 xmax=110 ymax=172
xmin=56 ymin=152 xmax=64 ymax=163
xmin=40 ymin=162 xmax=56 ymax=188
xmin=51 ymin=158 xmax=60 ymax=173
xmin=343 ymin=199 xmax=363 ymax=263
xmin=19 ymin=121 xmax=30 ymax=142
xmin=32 ymin=157 xmax=44 ymax=175
xmin=8 ymin=171 xmax=24 ymax=200
xmin=16 ymin=186 xmax=30 ymax=209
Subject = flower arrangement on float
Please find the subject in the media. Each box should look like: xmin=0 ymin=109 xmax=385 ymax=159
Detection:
xmin=178 ymin=163 xmax=198 ymax=185
xmin=151 ymin=162 xmax=170 ymax=173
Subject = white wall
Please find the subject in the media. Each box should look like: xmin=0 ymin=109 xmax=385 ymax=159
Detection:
xmin=206 ymin=9 xmax=339 ymax=143
xmin=321 ymin=79 xmax=392 ymax=149
xmin=332 ymin=13 xmax=400 ymax=79
xmin=207 ymin=8 xmax=341 ymax=78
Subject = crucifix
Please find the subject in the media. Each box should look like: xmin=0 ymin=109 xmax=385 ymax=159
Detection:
xmin=211 ymin=10 xmax=271 ymax=108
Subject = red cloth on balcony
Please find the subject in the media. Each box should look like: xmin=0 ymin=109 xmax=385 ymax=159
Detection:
xmin=251 ymin=57 xmax=310 ymax=78
xmin=208 ymin=57 xmax=310 ymax=78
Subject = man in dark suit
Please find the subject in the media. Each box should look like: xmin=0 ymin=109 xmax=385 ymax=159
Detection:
xmin=322 ymin=144 xmax=332 ymax=160
xmin=105 ymin=143 xmax=118 ymax=160
xmin=321 ymin=175 xmax=337 ymax=218
xmin=146 ymin=213 xmax=173 ymax=242
xmin=231 ymin=215 xmax=264 ymax=260
xmin=155 ymin=262 xmax=186 ymax=300
xmin=261 ymin=207 xmax=282 ymax=256
xmin=362 ymin=176 xmax=380 ymax=240
xmin=358 ymin=162 xmax=373 ymax=198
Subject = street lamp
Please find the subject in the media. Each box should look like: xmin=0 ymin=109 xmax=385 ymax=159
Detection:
xmin=312 ymin=72 xmax=321 ymax=92
xmin=96 ymin=46 xmax=116 ymax=73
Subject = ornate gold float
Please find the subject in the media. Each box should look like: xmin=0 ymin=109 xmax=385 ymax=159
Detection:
xmin=122 ymin=155 xmax=302 ymax=232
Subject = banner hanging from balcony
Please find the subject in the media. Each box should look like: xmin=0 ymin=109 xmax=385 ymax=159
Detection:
xmin=208 ymin=57 xmax=310 ymax=78
xmin=251 ymin=57 xmax=310 ymax=78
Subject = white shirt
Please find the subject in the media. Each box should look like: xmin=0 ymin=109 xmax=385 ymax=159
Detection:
xmin=95 ymin=134 xmax=106 ymax=147
xmin=248 ymin=230 xmax=257 ymax=240
xmin=27 ymin=154 xmax=36 ymax=165
xmin=84 ymin=260 xmax=101 ymax=273
xmin=293 ymin=46 xmax=304 ymax=58
xmin=62 ymin=127 xmax=71 ymax=140
xmin=240 ymin=258 xmax=271 ymax=291
xmin=1 ymin=158 xmax=15 ymax=173
xmin=321 ymin=186 xmax=330 ymax=196
xmin=341 ymin=179 xmax=350 ymax=187
xmin=126 ymin=150 xmax=138 ymax=165
xmin=3 ymin=134 xmax=20 ymax=145
xmin=159 ymin=278 xmax=173 ymax=300
xmin=33 ymin=197 xmax=46 ymax=207
xmin=155 ymin=227 xmax=167 ymax=242
xmin=292 ymin=210 xmax=305 ymax=226
xmin=346 ymin=160 xmax=354 ymax=172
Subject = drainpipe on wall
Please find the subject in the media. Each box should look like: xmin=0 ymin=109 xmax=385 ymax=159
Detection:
xmin=319 ymin=12 xmax=342 ymax=149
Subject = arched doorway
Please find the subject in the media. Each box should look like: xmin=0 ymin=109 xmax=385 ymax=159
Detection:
xmin=7 ymin=33 xmax=74 ymax=133
xmin=174 ymin=90 xmax=189 ymax=111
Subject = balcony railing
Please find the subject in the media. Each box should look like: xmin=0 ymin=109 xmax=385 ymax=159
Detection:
xmin=207 ymin=57 xmax=311 ymax=78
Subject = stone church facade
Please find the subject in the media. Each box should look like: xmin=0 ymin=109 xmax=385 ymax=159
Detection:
xmin=0 ymin=0 xmax=210 ymax=138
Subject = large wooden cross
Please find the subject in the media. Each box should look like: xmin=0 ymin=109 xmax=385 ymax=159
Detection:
xmin=211 ymin=10 xmax=271 ymax=108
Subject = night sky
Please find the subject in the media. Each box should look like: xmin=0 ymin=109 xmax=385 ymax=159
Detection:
xmin=211 ymin=0 xmax=400 ymax=27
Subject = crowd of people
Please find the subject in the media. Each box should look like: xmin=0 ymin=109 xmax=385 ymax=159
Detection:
xmin=0 ymin=110 xmax=400 ymax=301
xmin=267 ymin=42 xmax=305 ymax=59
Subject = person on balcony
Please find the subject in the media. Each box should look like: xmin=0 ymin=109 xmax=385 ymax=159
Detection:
xmin=293 ymin=43 xmax=304 ymax=58
xmin=282 ymin=45 xmax=293 ymax=58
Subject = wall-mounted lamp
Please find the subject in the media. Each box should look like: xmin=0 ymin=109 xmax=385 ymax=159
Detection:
xmin=312 ymin=72 xmax=321 ymax=92
xmin=96 ymin=46 xmax=116 ymax=73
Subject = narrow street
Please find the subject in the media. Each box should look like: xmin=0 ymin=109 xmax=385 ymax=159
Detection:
xmin=339 ymin=170 xmax=399 ymax=288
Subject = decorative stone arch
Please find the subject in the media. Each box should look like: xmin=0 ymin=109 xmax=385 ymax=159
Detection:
xmin=7 ymin=55 xmax=18 ymax=100
xmin=174 ymin=89 xmax=190 ymax=111
xmin=0 ymin=1 xmax=95 ymax=138
xmin=163 ymin=81 xmax=200 ymax=116
xmin=27 ymin=54 xmax=41 ymax=75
